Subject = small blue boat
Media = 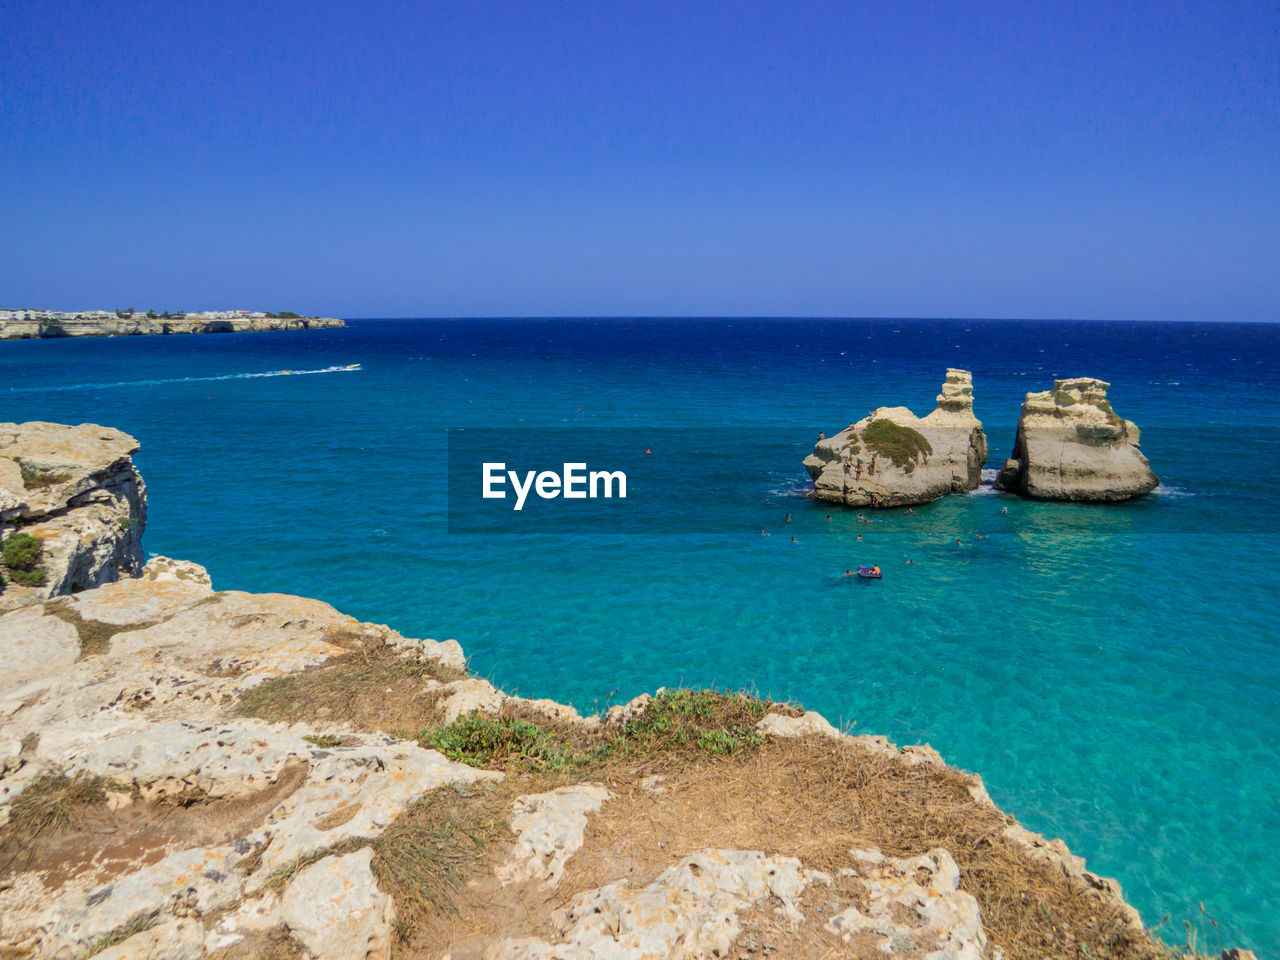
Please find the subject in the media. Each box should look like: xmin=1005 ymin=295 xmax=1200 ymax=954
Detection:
xmin=857 ymin=565 xmax=882 ymax=579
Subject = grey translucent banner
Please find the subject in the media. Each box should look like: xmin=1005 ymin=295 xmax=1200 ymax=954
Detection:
xmin=445 ymin=426 xmax=1259 ymax=535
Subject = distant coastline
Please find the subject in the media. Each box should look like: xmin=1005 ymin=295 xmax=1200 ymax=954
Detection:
xmin=0 ymin=309 xmax=344 ymax=340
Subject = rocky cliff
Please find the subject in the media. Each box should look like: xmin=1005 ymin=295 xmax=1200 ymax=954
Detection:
xmin=0 ymin=422 xmax=146 ymax=611
xmin=0 ymin=316 xmax=344 ymax=340
xmin=804 ymin=369 xmax=988 ymax=508
xmin=994 ymin=378 xmax=1159 ymax=502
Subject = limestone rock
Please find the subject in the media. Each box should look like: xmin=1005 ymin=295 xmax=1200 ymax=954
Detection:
xmin=804 ymin=370 xmax=988 ymax=508
xmin=280 ymin=848 xmax=393 ymax=960
xmin=487 ymin=848 xmax=814 ymax=960
xmin=0 ymin=422 xmax=146 ymax=610
xmin=437 ymin=677 xmax=506 ymax=725
xmin=0 ymin=605 xmax=80 ymax=691
xmin=141 ymin=556 xmax=212 ymax=588
xmin=604 ymin=692 xmax=652 ymax=724
xmin=249 ymin=737 xmax=501 ymax=877
xmin=993 ymin=377 xmax=1158 ymax=502
xmin=497 ymin=784 xmax=612 ymax=889
xmin=88 ymin=917 xmax=204 ymax=960
xmin=827 ymin=847 xmax=986 ymax=959
xmin=26 ymin=846 xmax=243 ymax=958
xmin=756 ymin=710 xmax=840 ymax=739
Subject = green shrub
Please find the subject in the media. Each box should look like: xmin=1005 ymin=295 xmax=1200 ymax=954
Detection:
xmin=420 ymin=714 xmax=577 ymax=771
xmin=2 ymin=532 xmax=47 ymax=587
xmin=862 ymin=418 xmax=933 ymax=469
xmin=3 ymin=532 xmax=40 ymax=568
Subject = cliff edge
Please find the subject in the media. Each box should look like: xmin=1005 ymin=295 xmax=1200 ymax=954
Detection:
xmin=804 ymin=369 xmax=988 ymax=508
xmin=994 ymin=378 xmax=1159 ymax=502
xmin=0 ymin=422 xmax=145 ymax=611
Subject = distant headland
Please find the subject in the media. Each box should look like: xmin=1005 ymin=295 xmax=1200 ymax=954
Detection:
xmin=0 ymin=308 xmax=344 ymax=340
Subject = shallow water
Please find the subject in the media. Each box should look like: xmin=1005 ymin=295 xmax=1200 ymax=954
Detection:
xmin=3 ymin=317 xmax=1278 ymax=952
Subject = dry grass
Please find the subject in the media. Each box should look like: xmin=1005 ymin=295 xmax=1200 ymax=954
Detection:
xmin=0 ymin=772 xmax=109 ymax=875
xmin=205 ymin=926 xmax=306 ymax=960
xmin=44 ymin=597 xmax=158 ymax=659
xmin=370 ymin=784 xmax=512 ymax=944
xmin=234 ymin=632 xmax=464 ymax=734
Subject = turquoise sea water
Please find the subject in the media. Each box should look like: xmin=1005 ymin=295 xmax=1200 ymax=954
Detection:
xmin=3 ymin=318 xmax=1279 ymax=953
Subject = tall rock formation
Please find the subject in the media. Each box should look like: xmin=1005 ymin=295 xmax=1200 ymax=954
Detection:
xmin=804 ymin=370 xmax=988 ymax=508
xmin=994 ymin=378 xmax=1158 ymax=502
xmin=0 ymin=422 xmax=146 ymax=610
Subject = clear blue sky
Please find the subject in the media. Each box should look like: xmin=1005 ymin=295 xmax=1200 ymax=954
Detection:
xmin=2 ymin=1 xmax=1276 ymax=320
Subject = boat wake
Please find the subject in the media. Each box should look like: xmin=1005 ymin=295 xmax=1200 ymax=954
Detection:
xmin=7 ymin=364 xmax=363 ymax=393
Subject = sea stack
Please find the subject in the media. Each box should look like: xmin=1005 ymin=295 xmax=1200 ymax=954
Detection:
xmin=804 ymin=369 xmax=988 ymax=508
xmin=0 ymin=422 xmax=146 ymax=610
xmin=994 ymin=377 xmax=1158 ymax=502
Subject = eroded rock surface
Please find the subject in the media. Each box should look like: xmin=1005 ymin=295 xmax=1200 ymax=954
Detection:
xmin=487 ymin=848 xmax=815 ymax=960
xmin=826 ymin=847 xmax=986 ymax=959
xmin=497 ymin=784 xmax=612 ymax=889
xmin=0 ymin=422 xmax=146 ymax=610
xmin=804 ymin=369 xmax=988 ymax=508
xmin=0 ymin=575 xmax=497 ymax=958
xmin=994 ymin=377 xmax=1158 ymax=502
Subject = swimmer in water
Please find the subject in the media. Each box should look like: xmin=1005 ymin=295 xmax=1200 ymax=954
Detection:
xmin=1001 ymin=506 xmax=1008 ymax=514
xmin=790 ymin=536 xmax=798 ymax=542
xmin=856 ymin=533 xmax=862 ymax=542
xmin=825 ymin=514 xmax=832 ymax=521
xmin=761 ymin=530 xmax=770 ymax=536
xmin=955 ymin=537 xmax=962 ymax=547
xmin=844 ymin=569 xmax=853 ymax=576
xmin=905 ymin=559 xmax=915 ymax=565
xmin=784 ymin=514 xmax=791 ymax=523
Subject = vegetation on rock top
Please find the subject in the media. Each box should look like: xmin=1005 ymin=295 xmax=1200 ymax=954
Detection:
xmin=2 ymin=531 xmax=48 ymax=587
xmin=862 ymin=418 xmax=933 ymax=468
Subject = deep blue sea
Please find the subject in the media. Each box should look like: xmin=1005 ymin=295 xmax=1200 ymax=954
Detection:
xmin=4 ymin=318 xmax=1279 ymax=954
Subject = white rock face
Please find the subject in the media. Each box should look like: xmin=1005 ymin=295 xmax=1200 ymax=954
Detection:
xmin=0 ymin=605 xmax=80 ymax=690
xmin=249 ymin=738 xmax=500 ymax=878
xmin=994 ymin=377 xmax=1158 ymax=502
xmin=436 ymin=677 xmax=506 ymax=724
xmin=280 ymin=848 xmax=393 ymax=960
xmin=487 ymin=849 xmax=814 ymax=960
xmin=755 ymin=710 xmax=841 ymax=740
xmin=17 ymin=846 xmax=244 ymax=959
xmin=497 ymin=784 xmax=612 ymax=889
xmin=141 ymin=556 xmax=212 ymax=587
xmin=826 ymin=847 xmax=987 ymax=959
xmin=0 ymin=422 xmax=146 ymax=610
xmin=804 ymin=370 xmax=988 ymax=508
xmin=86 ymin=917 xmax=205 ymax=960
